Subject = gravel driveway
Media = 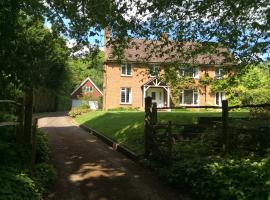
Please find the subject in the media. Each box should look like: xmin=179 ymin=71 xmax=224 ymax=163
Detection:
xmin=38 ymin=113 xmax=188 ymax=200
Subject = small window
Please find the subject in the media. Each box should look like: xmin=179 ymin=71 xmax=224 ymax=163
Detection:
xmin=149 ymin=66 xmax=160 ymax=77
xmin=83 ymin=86 xmax=92 ymax=93
xmin=121 ymin=64 xmax=132 ymax=76
xmin=120 ymin=88 xmax=132 ymax=104
xmin=215 ymin=91 xmax=226 ymax=106
xmin=215 ymin=67 xmax=226 ymax=79
xmin=180 ymin=90 xmax=199 ymax=105
xmin=179 ymin=67 xmax=199 ymax=78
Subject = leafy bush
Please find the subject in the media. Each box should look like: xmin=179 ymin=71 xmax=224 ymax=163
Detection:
xmin=152 ymin=139 xmax=270 ymax=200
xmin=0 ymin=127 xmax=56 ymax=199
xmin=34 ymin=163 xmax=57 ymax=193
xmin=36 ymin=130 xmax=49 ymax=163
xmin=150 ymin=125 xmax=270 ymax=200
xmin=68 ymin=108 xmax=91 ymax=118
xmin=0 ymin=167 xmax=41 ymax=200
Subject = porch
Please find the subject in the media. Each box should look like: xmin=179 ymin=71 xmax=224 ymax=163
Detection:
xmin=142 ymin=78 xmax=170 ymax=108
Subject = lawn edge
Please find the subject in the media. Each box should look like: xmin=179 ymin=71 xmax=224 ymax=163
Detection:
xmin=70 ymin=117 xmax=139 ymax=162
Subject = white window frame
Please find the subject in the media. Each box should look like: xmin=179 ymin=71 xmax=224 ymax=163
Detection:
xmin=83 ymin=86 xmax=93 ymax=93
xmin=149 ymin=66 xmax=160 ymax=77
xmin=215 ymin=67 xmax=224 ymax=79
xmin=179 ymin=67 xmax=199 ymax=79
xmin=215 ymin=91 xmax=226 ymax=106
xmin=179 ymin=90 xmax=199 ymax=105
xmin=120 ymin=87 xmax=132 ymax=104
xmin=121 ymin=64 xmax=132 ymax=76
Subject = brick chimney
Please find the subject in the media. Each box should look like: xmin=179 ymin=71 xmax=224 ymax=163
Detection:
xmin=104 ymin=27 xmax=110 ymax=48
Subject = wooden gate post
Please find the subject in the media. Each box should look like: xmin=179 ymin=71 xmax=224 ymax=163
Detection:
xmin=23 ymin=88 xmax=34 ymax=144
xmin=152 ymin=102 xmax=157 ymax=125
xmin=144 ymin=97 xmax=152 ymax=158
xmin=222 ymin=100 xmax=229 ymax=152
xmin=16 ymin=97 xmax=24 ymax=143
xmin=167 ymin=121 xmax=173 ymax=162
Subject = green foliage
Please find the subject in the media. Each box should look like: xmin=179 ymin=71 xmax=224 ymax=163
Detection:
xmin=0 ymin=127 xmax=55 ymax=199
xmin=68 ymin=53 xmax=104 ymax=92
xmin=0 ymin=167 xmax=41 ymax=200
xmin=36 ymin=130 xmax=49 ymax=163
xmin=150 ymin=118 xmax=270 ymax=200
xmin=163 ymin=65 xmax=198 ymax=105
xmin=68 ymin=108 xmax=91 ymax=118
xmin=33 ymin=163 xmax=57 ymax=193
xmin=159 ymin=155 xmax=270 ymax=200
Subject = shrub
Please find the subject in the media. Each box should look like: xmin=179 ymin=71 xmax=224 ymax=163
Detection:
xmin=0 ymin=167 xmax=41 ymax=200
xmin=36 ymin=130 xmax=49 ymax=163
xmin=149 ymin=124 xmax=270 ymax=200
xmin=68 ymin=108 xmax=91 ymax=118
xmin=34 ymin=163 xmax=57 ymax=193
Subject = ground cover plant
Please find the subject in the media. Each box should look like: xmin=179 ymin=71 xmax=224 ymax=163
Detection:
xmin=0 ymin=126 xmax=56 ymax=199
xmin=149 ymin=118 xmax=270 ymax=200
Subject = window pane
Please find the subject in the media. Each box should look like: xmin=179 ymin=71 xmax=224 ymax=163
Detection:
xmin=126 ymin=88 xmax=130 ymax=103
xmin=126 ymin=64 xmax=131 ymax=75
xmin=185 ymin=68 xmax=193 ymax=77
xmin=121 ymin=65 xmax=126 ymax=75
xmin=184 ymin=90 xmax=193 ymax=104
xmin=216 ymin=92 xmax=220 ymax=105
xmin=150 ymin=66 xmax=159 ymax=76
xmin=180 ymin=92 xmax=183 ymax=104
xmin=194 ymin=91 xmax=198 ymax=104
xmin=193 ymin=68 xmax=199 ymax=78
xmin=121 ymin=89 xmax=126 ymax=103
xmin=179 ymin=68 xmax=184 ymax=76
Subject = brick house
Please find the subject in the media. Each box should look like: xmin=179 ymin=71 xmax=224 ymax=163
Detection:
xmin=71 ymin=77 xmax=103 ymax=109
xmin=103 ymin=34 xmax=234 ymax=110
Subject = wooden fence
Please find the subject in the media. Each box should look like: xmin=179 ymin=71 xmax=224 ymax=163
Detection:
xmin=144 ymin=96 xmax=270 ymax=160
xmin=0 ymin=98 xmax=38 ymax=174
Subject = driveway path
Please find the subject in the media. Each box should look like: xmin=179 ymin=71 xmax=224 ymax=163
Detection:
xmin=39 ymin=113 xmax=188 ymax=200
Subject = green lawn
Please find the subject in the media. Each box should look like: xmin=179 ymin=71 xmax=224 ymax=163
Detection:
xmin=75 ymin=110 xmax=249 ymax=155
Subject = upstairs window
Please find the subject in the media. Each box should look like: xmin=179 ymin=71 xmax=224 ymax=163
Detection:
xmin=179 ymin=67 xmax=199 ymax=78
xmin=83 ymin=86 xmax=92 ymax=93
xmin=215 ymin=67 xmax=226 ymax=79
xmin=180 ymin=90 xmax=199 ymax=105
xmin=120 ymin=88 xmax=132 ymax=104
xmin=121 ymin=64 xmax=132 ymax=76
xmin=149 ymin=66 xmax=160 ymax=77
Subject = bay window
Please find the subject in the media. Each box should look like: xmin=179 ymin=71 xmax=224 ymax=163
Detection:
xmin=180 ymin=90 xmax=199 ymax=105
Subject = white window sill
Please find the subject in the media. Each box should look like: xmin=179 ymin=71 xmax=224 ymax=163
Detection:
xmin=121 ymin=74 xmax=132 ymax=77
xmin=120 ymin=103 xmax=132 ymax=105
xmin=179 ymin=104 xmax=199 ymax=106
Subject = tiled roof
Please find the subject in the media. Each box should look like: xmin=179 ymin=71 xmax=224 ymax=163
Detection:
xmin=105 ymin=38 xmax=235 ymax=65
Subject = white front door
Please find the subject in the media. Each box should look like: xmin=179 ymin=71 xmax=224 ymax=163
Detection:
xmin=146 ymin=88 xmax=164 ymax=107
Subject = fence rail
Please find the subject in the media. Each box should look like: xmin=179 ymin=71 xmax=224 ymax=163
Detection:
xmin=157 ymin=105 xmax=221 ymax=110
xmin=0 ymin=100 xmax=22 ymax=106
xmin=144 ymin=96 xmax=270 ymax=161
